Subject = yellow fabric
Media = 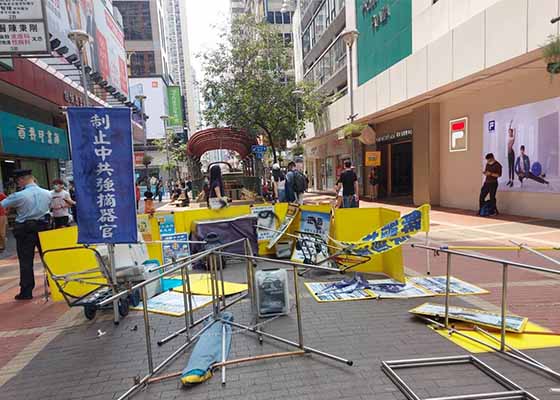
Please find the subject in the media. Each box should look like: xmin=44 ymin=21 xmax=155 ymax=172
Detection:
xmin=432 ymin=322 xmax=560 ymax=353
xmin=39 ymin=227 xmax=105 ymax=302
xmin=181 ymin=370 xmax=213 ymax=385
xmin=330 ymin=207 xmax=405 ymax=282
xmin=173 ymin=273 xmax=248 ymax=296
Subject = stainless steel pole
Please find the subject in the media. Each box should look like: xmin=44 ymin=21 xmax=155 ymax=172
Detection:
xmin=185 ymin=265 xmax=194 ymax=325
xmin=293 ymin=265 xmax=304 ymax=349
xmin=444 ymin=253 xmax=452 ymax=328
xmin=501 ymin=263 xmax=509 ymax=352
xmin=141 ymin=286 xmax=154 ymax=374
xmin=221 ymin=322 xmax=226 ymax=385
xmin=180 ymin=264 xmax=190 ymax=340
xmin=219 ymin=255 xmax=227 ymax=309
xmin=107 ymin=244 xmax=119 ymax=324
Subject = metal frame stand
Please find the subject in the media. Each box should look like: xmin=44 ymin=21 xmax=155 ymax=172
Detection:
xmin=382 ymin=355 xmax=539 ymax=400
xmin=411 ymin=244 xmax=560 ymax=382
xmin=97 ymin=237 xmax=353 ymax=400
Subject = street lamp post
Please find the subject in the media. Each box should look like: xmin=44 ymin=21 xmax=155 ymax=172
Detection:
xmin=68 ymin=30 xmax=92 ymax=106
xmin=160 ymin=115 xmax=171 ymax=179
xmin=292 ymin=89 xmax=304 ymax=145
xmin=341 ymin=29 xmax=360 ymax=175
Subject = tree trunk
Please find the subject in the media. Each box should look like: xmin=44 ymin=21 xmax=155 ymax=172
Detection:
xmin=264 ymin=129 xmax=278 ymax=163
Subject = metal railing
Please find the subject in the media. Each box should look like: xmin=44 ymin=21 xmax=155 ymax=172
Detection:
xmin=102 ymin=237 xmax=352 ymax=400
xmin=411 ymin=243 xmax=560 ymax=381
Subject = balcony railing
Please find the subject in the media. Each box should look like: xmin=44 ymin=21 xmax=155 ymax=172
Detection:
xmin=303 ymin=35 xmax=346 ymax=87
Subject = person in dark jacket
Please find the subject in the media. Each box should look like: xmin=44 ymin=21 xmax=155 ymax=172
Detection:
xmin=515 ymin=145 xmax=549 ymax=186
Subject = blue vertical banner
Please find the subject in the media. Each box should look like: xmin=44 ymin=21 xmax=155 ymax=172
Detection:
xmin=67 ymin=107 xmax=138 ymax=244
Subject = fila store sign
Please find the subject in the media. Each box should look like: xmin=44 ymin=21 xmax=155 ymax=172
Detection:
xmin=449 ymin=117 xmax=468 ymax=152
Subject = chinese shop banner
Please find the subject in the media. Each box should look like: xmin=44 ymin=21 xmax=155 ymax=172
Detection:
xmin=67 ymin=107 xmax=137 ymax=244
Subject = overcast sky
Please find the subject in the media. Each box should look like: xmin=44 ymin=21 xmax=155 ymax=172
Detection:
xmin=186 ymin=0 xmax=231 ymax=78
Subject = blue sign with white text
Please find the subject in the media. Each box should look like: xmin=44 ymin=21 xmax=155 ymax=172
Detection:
xmin=67 ymin=107 xmax=137 ymax=244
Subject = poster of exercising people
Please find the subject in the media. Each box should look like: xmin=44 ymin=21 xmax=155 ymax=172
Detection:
xmin=483 ymin=97 xmax=559 ymax=193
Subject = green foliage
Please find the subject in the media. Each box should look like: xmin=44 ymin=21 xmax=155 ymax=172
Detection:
xmin=201 ymin=15 xmax=328 ymax=162
xmin=142 ymin=154 xmax=153 ymax=167
xmin=337 ymin=122 xmax=367 ymax=139
xmin=542 ymin=35 xmax=560 ymax=75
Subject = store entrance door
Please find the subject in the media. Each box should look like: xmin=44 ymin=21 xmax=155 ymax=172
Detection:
xmin=390 ymin=141 xmax=413 ymax=196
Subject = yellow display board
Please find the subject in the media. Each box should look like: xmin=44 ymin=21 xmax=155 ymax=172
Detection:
xmin=39 ymin=227 xmax=105 ymax=302
xmin=432 ymin=322 xmax=560 ymax=353
xmin=172 ymin=273 xmax=248 ymax=296
xmin=330 ymin=207 xmax=405 ymax=282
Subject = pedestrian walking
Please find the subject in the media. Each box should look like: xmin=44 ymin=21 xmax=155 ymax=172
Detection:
xmin=0 ymin=191 xmax=7 ymax=252
xmin=156 ymin=178 xmax=164 ymax=202
xmin=1 ymin=169 xmax=51 ymax=300
xmin=336 ymin=160 xmax=359 ymax=208
xmin=272 ymin=163 xmax=286 ymax=203
xmin=479 ymin=153 xmax=502 ymax=216
xmin=285 ymin=162 xmax=297 ymax=203
xmin=144 ymin=190 xmax=156 ymax=215
xmin=68 ymin=180 xmax=78 ymax=223
xmin=50 ymin=179 xmax=75 ymax=228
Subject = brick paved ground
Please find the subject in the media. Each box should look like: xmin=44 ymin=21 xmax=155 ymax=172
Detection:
xmin=0 ymin=197 xmax=559 ymax=400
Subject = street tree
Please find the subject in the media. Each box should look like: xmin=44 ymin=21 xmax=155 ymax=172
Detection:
xmin=201 ymin=15 xmax=327 ymax=162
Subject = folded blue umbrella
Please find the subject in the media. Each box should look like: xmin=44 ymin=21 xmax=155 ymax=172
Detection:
xmin=319 ymin=273 xmax=373 ymax=294
xmin=181 ymin=312 xmax=233 ymax=385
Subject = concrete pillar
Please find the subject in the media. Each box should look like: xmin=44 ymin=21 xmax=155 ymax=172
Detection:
xmin=412 ymin=103 xmax=440 ymax=206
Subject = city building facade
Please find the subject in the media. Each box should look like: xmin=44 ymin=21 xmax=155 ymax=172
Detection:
xmin=0 ymin=0 xmax=135 ymax=191
xmin=298 ymin=0 xmax=560 ymax=219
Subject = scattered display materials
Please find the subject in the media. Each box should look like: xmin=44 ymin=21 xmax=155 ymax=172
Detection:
xmin=410 ymin=302 xmax=528 ymax=333
xmin=367 ymin=279 xmax=432 ymax=298
xmin=433 ymin=321 xmax=560 ymax=353
xmin=409 ymin=275 xmax=489 ymax=296
xmin=131 ymin=291 xmax=213 ymax=317
xmin=304 ymin=281 xmax=377 ymax=302
xmin=291 ymin=210 xmax=331 ymax=264
xmin=267 ymin=204 xmax=300 ymax=249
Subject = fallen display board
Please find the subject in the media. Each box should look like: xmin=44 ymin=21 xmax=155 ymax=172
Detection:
xmin=172 ymin=273 xmax=248 ymax=297
xmin=432 ymin=321 xmax=560 ymax=353
xmin=304 ymin=282 xmax=377 ymax=302
xmin=131 ymin=290 xmax=213 ymax=317
xmin=408 ymin=276 xmax=489 ymax=296
xmin=410 ymin=302 xmax=528 ymax=333
xmin=267 ymin=204 xmax=300 ymax=249
xmin=291 ymin=209 xmax=331 ymax=264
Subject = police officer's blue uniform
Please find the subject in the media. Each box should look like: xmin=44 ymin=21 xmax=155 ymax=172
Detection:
xmin=1 ymin=170 xmax=51 ymax=300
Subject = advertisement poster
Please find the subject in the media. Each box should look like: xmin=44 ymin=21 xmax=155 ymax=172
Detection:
xmin=409 ymin=276 xmax=488 ymax=296
xmin=267 ymin=204 xmax=299 ymax=249
xmin=161 ymin=233 xmax=190 ymax=264
xmin=410 ymin=302 xmax=528 ymax=333
xmin=158 ymin=214 xmax=175 ymax=235
xmin=67 ymin=107 xmax=137 ymax=244
xmin=367 ymin=279 xmax=432 ymax=298
xmin=483 ymin=97 xmax=560 ymax=193
xmin=131 ymin=291 xmax=213 ymax=317
xmin=167 ymin=86 xmax=184 ymax=132
xmin=251 ymin=205 xmax=276 ymax=241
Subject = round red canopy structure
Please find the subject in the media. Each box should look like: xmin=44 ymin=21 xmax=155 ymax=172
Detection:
xmin=186 ymin=127 xmax=256 ymax=159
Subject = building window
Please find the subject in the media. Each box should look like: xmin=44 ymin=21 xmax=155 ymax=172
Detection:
xmin=114 ymin=1 xmax=153 ymax=41
xmin=282 ymin=11 xmax=292 ymax=24
xmin=275 ymin=11 xmax=283 ymax=24
xmin=284 ymin=33 xmax=292 ymax=46
xmin=130 ymin=51 xmax=156 ymax=76
xmin=267 ymin=11 xmax=275 ymax=23
xmin=302 ymin=0 xmax=344 ymax=59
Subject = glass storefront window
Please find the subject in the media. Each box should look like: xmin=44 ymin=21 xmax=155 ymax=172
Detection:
xmin=325 ymin=157 xmax=334 ymax=190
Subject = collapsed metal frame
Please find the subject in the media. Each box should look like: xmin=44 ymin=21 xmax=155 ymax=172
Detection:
xmin=382 ymin=355 xmax=539 ymax=400
xmin=411 ymin=244 xmax=560 ymax=381
xmin=97 ymin=237 xmax=353 ymax=400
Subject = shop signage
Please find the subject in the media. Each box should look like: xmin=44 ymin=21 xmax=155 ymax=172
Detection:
xmin=0 ymin=0 xmax=49 ymax=55
xmin=0 ymin=111 xmax=69 ymax=159
xmin=365 ymin=151 xmax=381 ymax=166
xmin=167 ymin=86 xmax=183 ymax=133
xmin=63 ymin=90 xmax=86 ymax=107
xmin=134 ymin=151 xmax=145 ymax=166
xmin=449 ymin=117 xmax=468 ymax=152
xmin=375 ymin=129 xmax=412 ymax=144
xmin=67 ymin=107 xmax=137 ymax=244
xmin=361 ymin=0 xmax=390 ymax=31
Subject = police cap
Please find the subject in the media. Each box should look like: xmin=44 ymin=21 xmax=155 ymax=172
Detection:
xmin=12 ymin=169 xmax=33 ymax=178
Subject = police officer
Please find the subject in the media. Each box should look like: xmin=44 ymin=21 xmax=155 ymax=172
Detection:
xmin=1 ymin=169 xmax=51 ymax=300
